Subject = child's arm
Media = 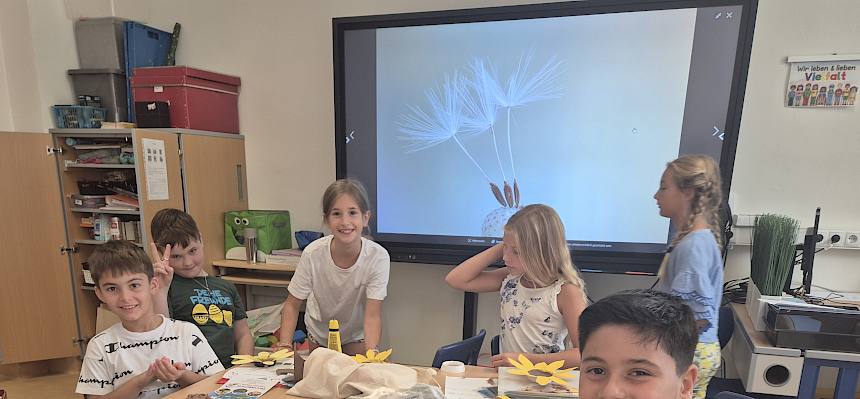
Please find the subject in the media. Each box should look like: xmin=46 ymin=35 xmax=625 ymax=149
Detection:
xmin=445 ymin=244 xmax=509 ymax=292
xmin=83 ymin=370 xmax=156 ymax=399
xmin=490 ymin=284 xmax=586 ymax=368
xmin=274 ymin=294 xmax=305 ymax=350
xmin=363 ymin=299 xmax=383 ymax=352
xmin=233 ymin=318 xmax=254 ymax=355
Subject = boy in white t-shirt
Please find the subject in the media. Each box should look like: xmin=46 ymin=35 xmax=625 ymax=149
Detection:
xmin=76 ymin=240 xmax=224 ymax=399
xmin=275 ymin=179 xmax=390 ymax=355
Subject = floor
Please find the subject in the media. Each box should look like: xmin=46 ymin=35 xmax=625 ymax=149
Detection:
xmin=0 ymin=373 xmax=81 ymax=399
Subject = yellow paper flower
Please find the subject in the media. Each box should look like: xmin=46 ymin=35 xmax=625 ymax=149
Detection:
xmin=506 ymin=354 xmax=576 ymax=386
xmin=353 ymin=348 xmax=393 ymax=363
xmin=231 ymin=349 xmax=293 ymax=367
xmin=497 ymin=396 xmax=511 ymax=399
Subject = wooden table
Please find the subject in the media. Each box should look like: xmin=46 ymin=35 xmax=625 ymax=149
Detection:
xmin=164 ymin=364 xmax=497 ymax=398
xmin=212 ymin=259 xmax=298 ymax=308
xmin=212 ymin=259 xmax=297 ymax=288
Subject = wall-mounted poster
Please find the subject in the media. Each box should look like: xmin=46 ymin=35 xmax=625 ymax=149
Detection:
xmin=786 ymin=54 xmax=859 ymax=108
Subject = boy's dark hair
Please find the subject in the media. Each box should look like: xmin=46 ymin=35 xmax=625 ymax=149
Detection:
xmin=578 ymin=289 xmax=698 ymax=375
xmin=88 ymin=240 xmax=153 ymax=287
xmin=151 ymin=208 xmax=202 ymax=251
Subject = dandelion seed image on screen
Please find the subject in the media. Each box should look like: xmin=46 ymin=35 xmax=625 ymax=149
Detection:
xmin=397 ymin=51 xmax=563 ymax=236
xmin=335 ymin=0 xmax=755 ymax=272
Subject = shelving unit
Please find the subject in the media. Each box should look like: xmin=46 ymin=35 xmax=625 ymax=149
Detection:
xmin=71 ymin=207 xmax=141 ymax=215
xmin=0 ymin=128 xmax=247 ymax=364
xmin=50 ymin=128 xmax=185 ymax=344
xmin=65 ymin=163 xmax=136 ymax=169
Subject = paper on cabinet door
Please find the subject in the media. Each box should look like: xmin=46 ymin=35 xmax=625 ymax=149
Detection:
xmin=142 ymin=138 xmax=169 ymax=200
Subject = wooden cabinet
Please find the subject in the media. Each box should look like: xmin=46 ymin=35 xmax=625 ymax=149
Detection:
xmin=178 ymin=130 xmax=249 ymax=275
xmin=0 ymin=133 xmax=80 ymax=363
xmin=0 ymin=128 xmax=248 ymax=365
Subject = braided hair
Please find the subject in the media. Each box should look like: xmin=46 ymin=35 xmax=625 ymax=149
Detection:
xmin=666 ymin=155 xmax=723 ymax=248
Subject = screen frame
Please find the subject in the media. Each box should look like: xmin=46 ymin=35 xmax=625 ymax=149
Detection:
xmin=332 ymin=0 xmax=758 ymax=274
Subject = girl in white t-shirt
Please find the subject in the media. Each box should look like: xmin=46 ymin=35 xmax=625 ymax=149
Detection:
xmin=446 ymin=204 xmax=588 ymax=368
xmin=276 ymin=179 xmax=390 ymax=355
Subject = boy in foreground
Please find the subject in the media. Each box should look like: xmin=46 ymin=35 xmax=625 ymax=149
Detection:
xmin=76 ymin=240 xmax=224 ymax=399
xmin=578 ymin=290 xmax=699 ymax=399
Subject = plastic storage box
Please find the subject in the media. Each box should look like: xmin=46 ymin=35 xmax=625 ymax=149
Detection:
xmin=131 ymin=66 xmax=241 ymax=133
xmin=51 ymin=105 xmax=106 ymax=128
xmin=123 ymin=22 xmax=172 ymax=121
xmin=68 ymin=69 xmax=128 ymax=122
xmin=134 ymin=101 xmax=171 ymax=128
xmin=74 ymin=17 xmax=127 ymax=69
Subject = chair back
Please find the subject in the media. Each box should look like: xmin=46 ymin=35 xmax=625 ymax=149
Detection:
xmin=718 ymin=306 xmax=735 ymax=349
xmin=431 ymin=329 xmax=486 ymax=368
xmin=491 ymin=334 xmax=500 ymax=356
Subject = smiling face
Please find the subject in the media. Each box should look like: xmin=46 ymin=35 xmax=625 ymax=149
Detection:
xmin=325 ymin=194 xmax=370 ymax=246
xmin=96 ymin=271 xmax=158 ymax=329
xmin=168 ymin=239 xmax=206 ymax=278
xmin=579 ymin=325 xmax=696 ymax=399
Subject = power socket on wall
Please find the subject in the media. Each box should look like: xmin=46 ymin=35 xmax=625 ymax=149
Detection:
xmin=845 ymin=232 xmax=860 ymax=248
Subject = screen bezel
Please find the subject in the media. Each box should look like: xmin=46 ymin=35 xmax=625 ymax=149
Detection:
xmin=332 ymin=0 xmax=757 ymax=273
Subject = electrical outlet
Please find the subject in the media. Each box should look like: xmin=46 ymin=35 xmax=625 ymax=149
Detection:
xmin=845 ymin=232 xmax=860 ymax=248
xmin=816 ymin=230 xmax=831 ymax=247
xmin=829 ymin=231 xmax=845 ymax=247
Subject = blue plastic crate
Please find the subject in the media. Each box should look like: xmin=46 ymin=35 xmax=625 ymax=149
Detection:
xmin=124 ymin=22 xmax=172 ymax=122
xmin=51 ymin=105 xmax=106 ymax=128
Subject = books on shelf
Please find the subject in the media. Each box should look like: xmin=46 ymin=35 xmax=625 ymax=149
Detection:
xmin=270 ymin=249 xmax=302 ymax=257
xmin=263 ymin=254 xmax=299 ymax=265
xmin=101 ymin=194 xmax=139 ymax=210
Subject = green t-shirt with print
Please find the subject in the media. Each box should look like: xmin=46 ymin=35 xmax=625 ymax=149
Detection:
xmin=168 ymin=276 xmax=247 ymax=368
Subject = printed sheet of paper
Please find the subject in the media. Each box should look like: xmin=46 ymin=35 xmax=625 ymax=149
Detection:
xmin=142 ymin=138 xmax=169 ymax=200
xmin=211 ymin=369 xmax=282 ymax=399
xmin=445 ymin=376 xmax=494 ymax=399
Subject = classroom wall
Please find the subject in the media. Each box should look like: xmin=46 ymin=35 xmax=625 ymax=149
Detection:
xmin=1 ymin=0 xmax=859 ymax=366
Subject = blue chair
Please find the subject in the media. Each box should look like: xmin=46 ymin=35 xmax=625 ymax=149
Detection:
xmin=432 ymin=329 xmax=486 ymax=368
xmin=491 ymin=334 xmax=500 ymax=356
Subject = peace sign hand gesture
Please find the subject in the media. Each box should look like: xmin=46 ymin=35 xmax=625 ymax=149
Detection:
xmin=150 ymin=242 xmax=174 ymax=291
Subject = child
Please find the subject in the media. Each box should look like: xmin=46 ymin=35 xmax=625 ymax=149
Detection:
xmin=76 ymin=240 xmax=224 ymax=399
xmin=150 ymin=208 xmax=253 ymax=368
xmin=578 ymin=290 xmax=698 ymax=399
xmin=445 ymin=204 xmax=588 ymax=368
xmin=652 ymin=155 xmax=724 ymax=399
xmin=275 ymin=179 xmax=390 ymax=355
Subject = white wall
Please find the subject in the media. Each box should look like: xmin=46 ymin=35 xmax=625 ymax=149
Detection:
xmin=2 ymin=0 xmax=859 ymax=366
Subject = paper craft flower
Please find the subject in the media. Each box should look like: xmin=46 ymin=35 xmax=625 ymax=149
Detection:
xmin=506 ymin=354 xmax=576 ymax=386
xmin=231 ymin=349 xmax=293 ymax=367
xmin=353 ymin=348 xmax=393 ymax=363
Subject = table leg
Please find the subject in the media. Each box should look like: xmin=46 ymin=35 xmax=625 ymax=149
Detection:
xmin=834 ymin=366 xmax=859 ymax=399
xmin=797 ymin=359 xmax=821 ymax=399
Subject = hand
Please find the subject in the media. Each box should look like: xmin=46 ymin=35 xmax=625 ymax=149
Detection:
xmin=149 ymin=356 xmax=186 ymax=383
xmin=491 ymin=352 xmax=525 ymax=368
xmin=150 ymin=243 xmax=174 ymax=290
xmin=271 ymin=341 xmax=293 ymax=351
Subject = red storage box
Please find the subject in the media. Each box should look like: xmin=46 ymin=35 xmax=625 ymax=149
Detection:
xmin=131 ymin=66 xmax=241 ymax=133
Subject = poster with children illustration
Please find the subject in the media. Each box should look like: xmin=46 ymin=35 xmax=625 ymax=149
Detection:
xmin=786 ymin=58 xmax=859 ymax=108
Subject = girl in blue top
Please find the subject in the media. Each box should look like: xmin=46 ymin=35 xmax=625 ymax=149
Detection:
xmin=653 ymin=155 xmax=724 ymax=399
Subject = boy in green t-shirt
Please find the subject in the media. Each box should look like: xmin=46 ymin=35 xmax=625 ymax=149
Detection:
xmin=150 ymin=208 xmax=253 ymax=368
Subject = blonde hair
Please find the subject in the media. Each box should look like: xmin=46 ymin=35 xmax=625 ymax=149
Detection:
xmin=504 ymin=204 xmax=587 ymax=302
xmin=666 ymin=155 xmax=724 ymax=247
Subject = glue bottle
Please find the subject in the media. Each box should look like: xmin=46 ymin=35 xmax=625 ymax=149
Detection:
xmin=327 ymin=319 xmax=342 ymax=353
